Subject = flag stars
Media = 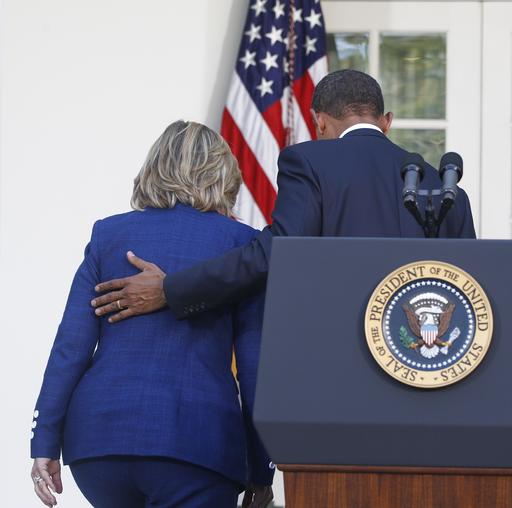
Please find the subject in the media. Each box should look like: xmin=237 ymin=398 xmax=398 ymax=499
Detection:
xmin=256 ymin=77 xmax=274 ymax=97
xmin=245 ymin=23 xmax=262 ymax=43
xmin=239 ymin=50 xmax=257 ymax=69
xmin=304 ymin=35 xmax=317 ymax=55
xmin=250 ymin=0 xmax=267 ymax=17
xmin=285 ymin=33 xmax=297 ymax=51
xmin=260 ymin=51 xmax=278 ymax=71
xmin=273 ymin=0 xmax=285 ymax=19
xmin=265 ymin=25 xmax=284 ymax=46
xmin=305 ymin=10 xmax=322 ymax=29
xmin=292 ymin=7 xmax=303 ymax=23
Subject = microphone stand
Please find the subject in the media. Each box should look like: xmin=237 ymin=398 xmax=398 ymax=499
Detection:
xmin=405 ymin=189 xmax=454 ymax=238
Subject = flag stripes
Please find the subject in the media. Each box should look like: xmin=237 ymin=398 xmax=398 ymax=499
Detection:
xmin=222 ymin=0 xmax=328 ymax=227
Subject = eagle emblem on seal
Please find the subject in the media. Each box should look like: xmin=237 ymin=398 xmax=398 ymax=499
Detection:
xmin=401 ymin=292 xmax=460 ymax=359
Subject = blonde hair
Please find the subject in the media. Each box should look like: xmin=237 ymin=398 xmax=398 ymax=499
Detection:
xmin=131 ymin=120 xmax=241 ymax=215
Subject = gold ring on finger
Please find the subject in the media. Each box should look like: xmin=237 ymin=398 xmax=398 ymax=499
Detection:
xmin=116 ymin=300 xmax=123 ymax=310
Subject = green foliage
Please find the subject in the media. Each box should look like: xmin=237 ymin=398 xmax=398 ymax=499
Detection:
xmin=399 ymin=326 xmax=416 ymax=348
xmin=326 ymin=32 xmax=447 ymax=166
xmin=388 ymin=129 xmax=444 ymax=168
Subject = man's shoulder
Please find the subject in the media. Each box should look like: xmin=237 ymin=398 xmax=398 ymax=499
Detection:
xmin=284 ymin=138 xmax=340 ymax=158
xmin=284 ymin=133 xmax=403 ymax=159
xmin=279 ymin=140 xmax=344 ymax=176
xmin=280 ymin=136 xmax=409 ymax=177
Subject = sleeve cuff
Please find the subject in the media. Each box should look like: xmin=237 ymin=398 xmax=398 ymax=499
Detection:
xmin=30 ymin=442 xmax=61 ymax=460
xmin=249 ymin=463 xmax=275 ymax=486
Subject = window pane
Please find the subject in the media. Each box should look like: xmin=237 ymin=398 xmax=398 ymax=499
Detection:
xmin=327 ymin=33 xmax=369 ymax=73
xmin=380 ymin=34 xmax=446 ymax=119
xmin=388 ymin=129 xmax=445 ymax=168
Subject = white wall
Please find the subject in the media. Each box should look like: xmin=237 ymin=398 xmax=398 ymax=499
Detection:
xmin=0 ymin=0 xmax=282 ymax=505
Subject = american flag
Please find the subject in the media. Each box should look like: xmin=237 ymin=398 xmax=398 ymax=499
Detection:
xmin=221 ymin=0 xmax=327 ymax=229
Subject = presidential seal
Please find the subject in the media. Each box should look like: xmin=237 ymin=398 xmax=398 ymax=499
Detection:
xmin=364 ymin=261 xmax=493 ymax=388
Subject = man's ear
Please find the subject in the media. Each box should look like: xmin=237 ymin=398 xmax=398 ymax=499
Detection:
xmin=381 ymin=111 xmax=394 ymax=135
xmin=311 ymin=109 xmax=327 ymax=138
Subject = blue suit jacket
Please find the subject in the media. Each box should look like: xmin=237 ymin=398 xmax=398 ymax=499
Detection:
xmin=165 ymin=130 xmax=476 ymax=318
xmin=31 ymin=205 xmax=274 ymax=486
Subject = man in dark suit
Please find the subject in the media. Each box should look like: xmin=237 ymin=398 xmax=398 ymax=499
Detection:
xmin=91 ymin=69 xmax=476 ymax=324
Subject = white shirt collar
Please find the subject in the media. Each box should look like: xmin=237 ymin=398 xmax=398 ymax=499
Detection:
xmin=339 ymin=123 xmax=383 ymax=139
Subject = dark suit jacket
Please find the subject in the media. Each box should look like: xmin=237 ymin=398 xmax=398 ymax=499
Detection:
xmin=165 ymin=129 xmax=476 ymax=319
xmin=31 ymin=205 xmax=274 ymax=486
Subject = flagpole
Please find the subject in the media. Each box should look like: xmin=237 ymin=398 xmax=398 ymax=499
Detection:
xmin=286 ymin=0 xmax=296 ymax=146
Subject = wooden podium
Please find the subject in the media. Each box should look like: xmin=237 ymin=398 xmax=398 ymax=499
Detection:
xmin=279 ymin=465 xmax=512 ymax=508
xmin=254 ymin=238 xmax=512 ymax=508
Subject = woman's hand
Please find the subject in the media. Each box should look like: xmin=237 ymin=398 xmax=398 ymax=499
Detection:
xmin=242 ymin=484 xmax=274 ymax=507
xmin=31 ymin=458 xmax=63 ymax=507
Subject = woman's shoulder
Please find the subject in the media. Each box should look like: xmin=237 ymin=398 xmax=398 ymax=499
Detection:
xmin=97 ymin=209 xmax=145 ymax=224
xmin=87 ymin=211 xmax=170 ymax=250
xmin=169 ymin=204 xmax=260 ymax=243
xmin=209 ymin=212 xmax=260 ymax=245
xmin=92 ymin=207 xmax=260 ymax=242
xmin=93 ymin=208 xmax=177 ymax=231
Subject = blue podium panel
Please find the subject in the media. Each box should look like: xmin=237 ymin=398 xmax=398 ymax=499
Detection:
xmin=254 ymin=238 xmax=512 ymax=467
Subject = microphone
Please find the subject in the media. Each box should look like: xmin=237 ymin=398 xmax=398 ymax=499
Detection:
xmin=439 ymin=152 xmax=463 ymax=203
xmin=401 ymin=153 xmax=425 ymax=204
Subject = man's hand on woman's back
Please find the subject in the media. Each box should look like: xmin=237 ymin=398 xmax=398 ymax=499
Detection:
xmin=92 ymin=251 xmax=167 ymax=323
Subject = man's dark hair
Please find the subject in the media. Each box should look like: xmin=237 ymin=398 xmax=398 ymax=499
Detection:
xmin=312 ymin=69 xmax=384 ymax=119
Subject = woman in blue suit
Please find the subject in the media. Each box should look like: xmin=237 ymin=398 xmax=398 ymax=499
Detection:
xmin=30 ymin=121 xmax=274 ymax=507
